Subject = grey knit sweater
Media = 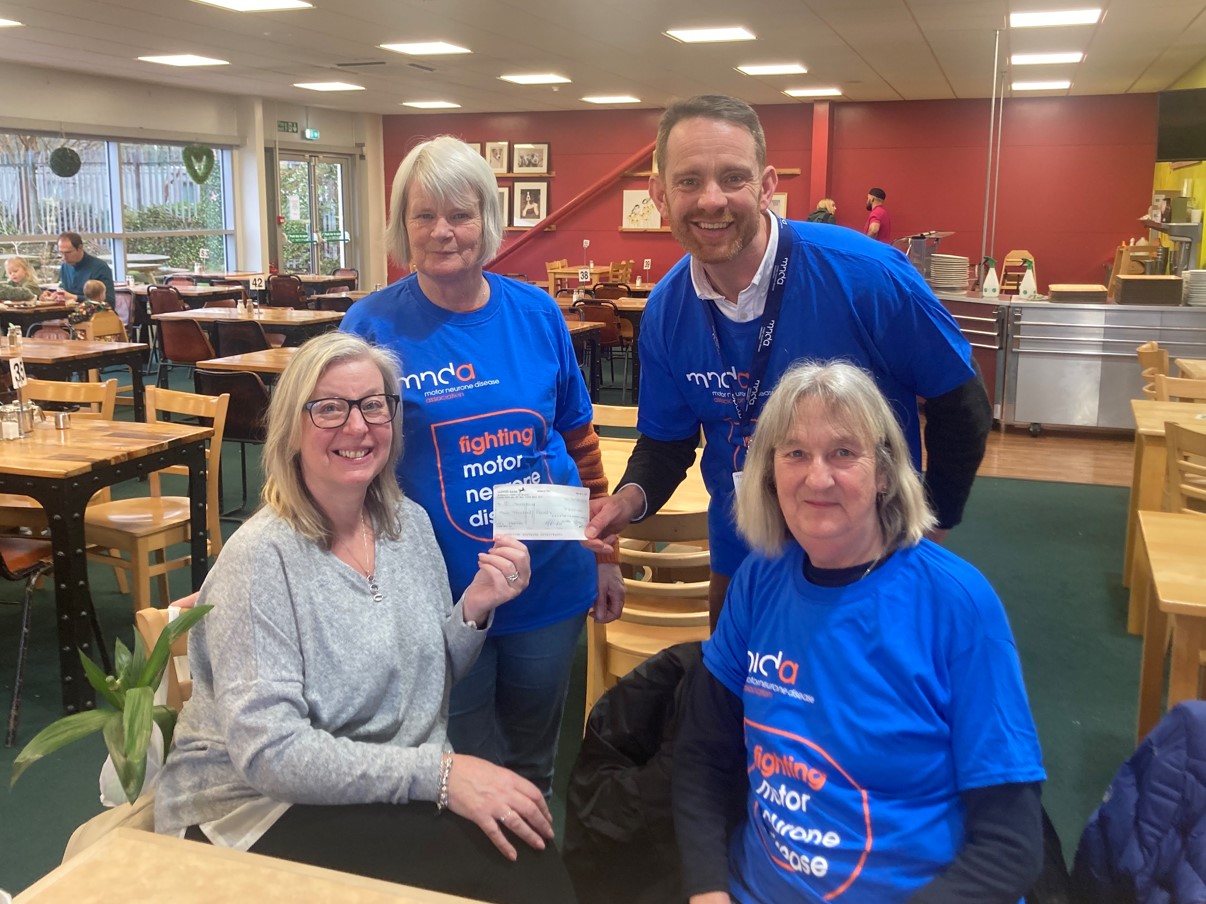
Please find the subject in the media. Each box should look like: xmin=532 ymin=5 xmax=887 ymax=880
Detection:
xmin=154 ymin=499 xmax=485 ymax=835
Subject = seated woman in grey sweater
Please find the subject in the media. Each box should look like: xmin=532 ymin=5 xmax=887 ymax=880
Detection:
xmin=155 ymin=332 xmax=577 ymax=903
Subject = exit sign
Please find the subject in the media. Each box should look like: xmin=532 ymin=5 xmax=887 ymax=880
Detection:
xmin=277 ymin=120 xmax=299 ymax=134
xmin=303 ymin=128 xmax=320 ymax=141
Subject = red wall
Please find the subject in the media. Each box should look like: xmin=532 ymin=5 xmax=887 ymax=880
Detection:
xmin=383 ymin=94 xmax=1156 ymax=291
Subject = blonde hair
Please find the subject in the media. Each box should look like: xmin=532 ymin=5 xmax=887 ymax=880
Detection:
xmin=386 ymin=136 xmax=504 ymax=269
xmin=6 ymin=256 xmax=34 ymax=281
xmin=260 ymin=332 xmax=405 ymax=546
xmin=82 ymin=279 xmax=106 ymax=301
xmin=735 ymin=361 xmax=936 ymax=557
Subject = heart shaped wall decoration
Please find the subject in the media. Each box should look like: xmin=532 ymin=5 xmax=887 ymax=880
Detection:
xmin=182 ymin=145 xmax=215 ymax=184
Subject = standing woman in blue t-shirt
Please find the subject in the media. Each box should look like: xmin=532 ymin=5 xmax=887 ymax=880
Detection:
xmin=673 ymin=361 xmax=1046 ymax=904
xmin=343 ymin=136 xmax=624 ymax=799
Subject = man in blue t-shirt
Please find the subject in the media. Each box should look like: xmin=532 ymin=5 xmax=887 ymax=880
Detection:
xmin=584 ymin=95 xmax=992 ymax=628
xmin=54 ymin=231 xmax=115 ymax=304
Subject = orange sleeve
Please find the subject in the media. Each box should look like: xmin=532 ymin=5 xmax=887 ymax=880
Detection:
xmin=563 ymin=422 xmax=619 ymax=565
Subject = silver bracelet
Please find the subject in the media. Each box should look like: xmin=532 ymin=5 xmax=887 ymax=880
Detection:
xmin=436 ymin=751 xmax=453 ymax=812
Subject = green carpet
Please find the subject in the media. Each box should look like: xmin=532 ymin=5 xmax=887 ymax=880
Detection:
xmin=0 ymin=370 xmax=1141 ymax=892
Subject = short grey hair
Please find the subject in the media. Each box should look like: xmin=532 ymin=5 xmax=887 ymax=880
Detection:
xmin=655 ymin=95 xmax=767 ymax=177
xmin=385 ymin=136 xmax=504 ymax=269
xmin=735 ymin=361 xmax=936 ymax=557
xmin=261 ymin=332 xmax=405 ymax=547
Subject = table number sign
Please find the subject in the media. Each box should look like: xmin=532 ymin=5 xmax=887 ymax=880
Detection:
xmin=249 ymin=276 xmax=266 ymax=291
xmin=578 ymin=268 xmax=591 ymax=283
xmin=8 ymin=357 xmax=27 ymax=389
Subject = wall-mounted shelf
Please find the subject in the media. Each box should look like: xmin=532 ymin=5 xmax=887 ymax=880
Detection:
xmin=504 ymin=225 xmax=557 ymax=232
xmin=494 ymin=172 xmax=555 ymax=179
xmin=619 ymin=227 xmax=671 ymax=233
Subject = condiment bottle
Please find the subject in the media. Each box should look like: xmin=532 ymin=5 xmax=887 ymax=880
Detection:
xmin=7 ymin=324 xmax=22 ymax=352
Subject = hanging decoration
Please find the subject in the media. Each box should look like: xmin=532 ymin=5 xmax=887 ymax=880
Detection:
xmin=49 ymin=147 xmax=81 ymax=178
xmin=182 ymin=145 xmax=215 ymax=184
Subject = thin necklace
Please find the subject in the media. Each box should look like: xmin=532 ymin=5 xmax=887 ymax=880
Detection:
xmin=345 ymin=516 xmax=384 ymax=603
xmin=859 ymin=556 xmax=881 ymax=580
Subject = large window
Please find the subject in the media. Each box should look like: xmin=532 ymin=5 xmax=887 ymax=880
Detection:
xmin=0 ymin=132 xmax=235 ymax=281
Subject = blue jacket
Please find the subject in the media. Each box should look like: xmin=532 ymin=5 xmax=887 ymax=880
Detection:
xmin=1071 ymin=701 xmax=1206 ymax=903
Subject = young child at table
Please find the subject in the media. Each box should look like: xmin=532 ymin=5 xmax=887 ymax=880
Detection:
xmin=67 ymin=279 xmax=115 ymax=325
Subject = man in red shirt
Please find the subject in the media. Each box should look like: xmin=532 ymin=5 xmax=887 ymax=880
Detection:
xmin=865 ymin=187 xmax=892 ymax=243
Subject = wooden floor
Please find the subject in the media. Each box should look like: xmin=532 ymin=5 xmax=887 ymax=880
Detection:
xmin=975 ymin=425 xmax=1133 ymax=488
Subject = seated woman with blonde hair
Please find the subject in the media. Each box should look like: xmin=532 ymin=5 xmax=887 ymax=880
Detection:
xmin=154 ymin=331 xmax=576 ymax=903
xmin=673 ymin=360 xmax=1045 ymax=903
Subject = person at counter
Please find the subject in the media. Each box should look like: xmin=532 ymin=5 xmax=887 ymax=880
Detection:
xmin=865 ymin=187 xmax=892 ymax=243
xmin=48 ymin=231 xmax=114 ymax=304
xmin=0 ymin=256 xmax=42 ymax=301
xmin=583 ymin=94 xmax=992 ymax=630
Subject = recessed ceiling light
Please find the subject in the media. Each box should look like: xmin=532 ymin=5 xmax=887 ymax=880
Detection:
xmin=139 ymin=54 xmax=230 ymax=67
xmin=402 ymin=100 xmax=461 ymax=109
xmin=582 ymin=95 xmax=641 ymax=104
xmin=1012 ymin=79 xmax=1072 ymax=90
xmin=0 ymin=18 xmax=23 ymax=27
xmin=664 ymin=26 xmax=755 ymax=43
xmin=738 ymin=63 xmax=807 ymax=76
xmin=500 ymin=73 xmax=571 ymax=85
xmin=1011 ymin=52 xmax=1084 ymax=65
xmin=191 ymin=0 xmax=312 ymax=10
xmin=1009 ymin=9 xmax=1100 ymax=28
xmin=784 ymin=87 xmax=843 ymax=98
xmin=293 ymin=81 xmax=364 ymax=91
xmin=380 ymin=42 xmax=471 ymax=55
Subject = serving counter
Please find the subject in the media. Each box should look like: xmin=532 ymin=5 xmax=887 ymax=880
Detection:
xmin=933 ymin=292 xmax=1206 ymax=433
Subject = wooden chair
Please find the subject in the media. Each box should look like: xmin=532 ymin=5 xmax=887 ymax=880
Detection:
xmin=267 ymin=274 xmax=307 ymax=310
xmin=584 ymin=510 xmax=711 ymax=724
xmin=591 ymin=282 xmax=631 ymax=300
xmin=544 ymin=258 xmax=569 ymax=296
xmin=84 ymin=387 xmax=229 ymax=611
xmin=609 ymin=260 xmax=634 ymax=283
xmin=1109 ymin=242 xmax=1161 ymax=300
xmin=215 ymin=319 xmax=280 ymax=356
xmin=134 ymin=599 xmax=197 ymax=713
xmin=74 ymin=309 xmax=128 ymax=343
xmin=1165 ymin=422 xmax=1206 ymax=517
xmin=0 ymin=379 xmax=119 ymax=532
xmin=1137 ymin=341 xmax=1170 ymax=399
xmin=1154 ymin=374 xmax=1206 ymax=403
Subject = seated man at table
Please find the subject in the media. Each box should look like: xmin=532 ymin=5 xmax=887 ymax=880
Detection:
xmin=47 ymin=231 xmax=115 ymax=304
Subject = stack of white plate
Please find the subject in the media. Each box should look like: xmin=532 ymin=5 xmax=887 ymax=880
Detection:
xmin=1184 ymin=269 xmax=1206 ymax=306
xmin=928 ymin=253 xmax=970 ymax=289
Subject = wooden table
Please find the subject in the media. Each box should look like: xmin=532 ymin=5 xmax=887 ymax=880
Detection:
xmin=567 ymin=320 xmax=603 ymax=401
xmin=0 ymin=301 xmax=73 ymax=332
xmin=1123 ymin=399 xmax=1206 ymax=632
xmin=311 ymin=289 xmax=371 ymax=304
xmin=1134 ymin=511 xmax=1206 ymax=741
xmin=130 ymin=283 xmax=245 ymax=308
xmin=547 ymin=265 xmax=611 ymax=296
xmin=0 ymin=338 xmax=150 ymax=421
xmin=198 ymin=347 xmax=299 ymax=375
xmin=16 ymin=828 xmax=487 ymax=903
xmin=153 ymin=308 xmax=343 ymax=353
xmin=600 ymin=437 xmax=707 ymax=514
xmin=1177 ymin=358 xmax=1206 ymax=379
xmin=0 ymin=419 xmax=210 ymax=714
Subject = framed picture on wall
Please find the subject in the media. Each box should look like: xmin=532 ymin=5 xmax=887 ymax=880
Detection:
xmin=770 ymin=193 xmax=788 ymax=219
xmin=513 ymin=181 xmax=547 ymax=227
xmin=497 ymin=186 xmax=510 ymax=226
xmin=485 ymin=141 xmax=509 ymax=174
xmin=512 ymin=143 xmax=549 ymax=174
xmin=622 ymin=189 xmax=661 ymax=229
xmin=464 ymin=142 xmax=482 ymax=156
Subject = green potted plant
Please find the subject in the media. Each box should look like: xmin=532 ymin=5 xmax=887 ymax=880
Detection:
xmin=10 ymin=605 xmax=211 ymax=804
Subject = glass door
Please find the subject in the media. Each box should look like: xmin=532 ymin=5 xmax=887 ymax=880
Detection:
xmin=276 ymin=153 xmax=352 ymax=274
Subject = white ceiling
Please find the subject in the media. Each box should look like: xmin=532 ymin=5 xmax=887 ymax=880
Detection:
xmin=3 ymin=0 xmax=1206 ymax=115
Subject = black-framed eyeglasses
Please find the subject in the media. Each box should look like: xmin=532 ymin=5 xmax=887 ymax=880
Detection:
xmin=303 ymin=394 xmax=400 ymax=428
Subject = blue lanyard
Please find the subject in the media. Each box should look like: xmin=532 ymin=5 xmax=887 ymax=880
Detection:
xmin=699 ymin=220 xmax=794 ymax=437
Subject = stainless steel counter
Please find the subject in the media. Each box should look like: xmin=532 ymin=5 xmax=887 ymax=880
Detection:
xmin=933 ymin=292 xmax=1206 ymax=432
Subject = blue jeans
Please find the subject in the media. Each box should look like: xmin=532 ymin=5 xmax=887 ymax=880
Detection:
xmin=447 ymin=612 xmax=584 ymax=797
